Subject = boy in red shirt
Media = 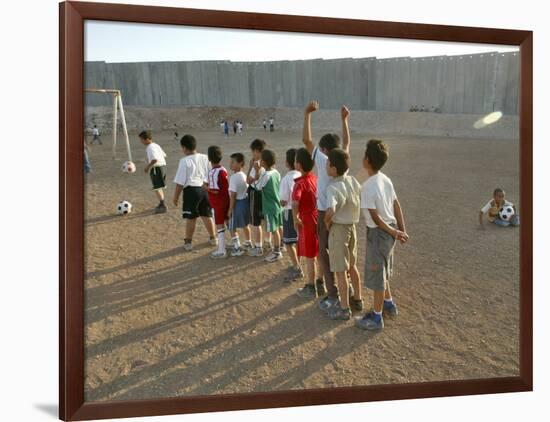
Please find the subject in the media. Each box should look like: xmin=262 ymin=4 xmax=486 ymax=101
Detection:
xmin=206 ymin=146 xmax=230 ymax=258
xmin=292 ymin=148 xmax=322 ymax=298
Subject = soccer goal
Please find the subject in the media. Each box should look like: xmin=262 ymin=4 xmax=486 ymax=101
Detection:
xmin=85 ymin=88 xmax=133 ymax=161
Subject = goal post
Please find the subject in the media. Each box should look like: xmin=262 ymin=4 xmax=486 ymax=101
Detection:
xmin=85 ymin=88 xmax=132 ymax=161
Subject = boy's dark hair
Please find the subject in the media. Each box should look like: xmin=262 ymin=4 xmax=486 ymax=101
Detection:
xmin=250 ymin=138 xmax=266 ymax=152
xmin=328 ymin=148 xmax=349 ymax=176
xmin=285 ymin=148 xmax=297 ymax=170
xmin=138 ymin=130 xmax=152 ymax=140
xmin=364 ymin=139 xmax=389 ymax=171
xmin=319 ymin=133 xmax=341 ymax=152
xmin=230 ymin=152 xmax=245 ymax=165
xmin=180 ymin=134 xmax=197 ymax=151
xmin=493 ymin=188 xmax=505 ymax=196
xmin=208 ymin=145 xmax=222 ymax=164
xmin=261 ymin=149 xmax=276 ymax=168
xmin=295 ymin=148 xmax=314 ymax=172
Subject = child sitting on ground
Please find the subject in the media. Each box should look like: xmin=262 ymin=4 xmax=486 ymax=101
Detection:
xmin=139 ymin=130 xmax=168 ymax=214
xmin=479 ymin=188 xmax=520 ymax=227
xmin=255 ymin=149 xmax=284 ymax=262
xmin=323 ymin=148 xmax=363 ymax=320
xmin=279 ymin=148 xmax=303 ymax=281
xmin=356 ymin=139 xmax=409 ymax=331
xmin=206 ymin=145 xmax=230 ymax=259
xmin=293 ymin=148 xmax=320 ymax=298
xmin=228 ymin=152 xmax=253 ymax=256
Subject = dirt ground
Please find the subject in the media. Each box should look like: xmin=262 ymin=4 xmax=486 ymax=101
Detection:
xmin=84 ymin=126 xmax=520 ymax=402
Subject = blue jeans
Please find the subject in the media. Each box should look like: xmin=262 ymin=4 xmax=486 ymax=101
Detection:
xmin=493 ymin=215 xmax=520 ymax=227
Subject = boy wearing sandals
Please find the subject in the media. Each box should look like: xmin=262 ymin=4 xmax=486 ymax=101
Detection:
xmin=323 ymin=148 xmax=364 ymax=320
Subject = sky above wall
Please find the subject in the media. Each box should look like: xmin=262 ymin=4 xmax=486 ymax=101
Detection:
xmin=85 ymin=20 xmax=519 ymax=63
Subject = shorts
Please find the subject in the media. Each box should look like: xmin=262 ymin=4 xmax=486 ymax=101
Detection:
xmin=248 ymin=187 xmax=263 ymax=227
xmin=212 ymin=202 xmax=230 ymax=225
xmin=297 ymin=217 xmax=318 ymax=258
xmin=228 ymin=198 xmax=250 ymax=230
xmin=282 ymin=209 xmax=298 ymax=245
xmin=182 ymin=186 xmax=212 ymax=219
xmin=264 ymin=211 xmax=283 ymax=233
xmin=150 ymin=166 xmax=166 ymax=190
xmin=364 ymin=226 xmax=396 ymax=291
xmin=328 ymin=223 xmax=357 ymax=273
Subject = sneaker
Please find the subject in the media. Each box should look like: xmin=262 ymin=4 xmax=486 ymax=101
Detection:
xmin=327 ymin=305 xmax=351 ymax=321
xmin=230 ymin=247 xmax=245 ymax=257
xmin=318 ymin=295 xmax=339 ymax=311
xmin=355 ymin=312 xmax=384 ymax=331
xmin=283 ymin=268 xmax=304 ymax=282
xmin=383 ymin=300 xmax=399 ymax=316
xmin=296 ymin=283 xmax=317 ymax=298
xmin=154 ymin=204 xmax=168 ymax=214
xmin=316 ymin=279 xmax=327 ymax=296
xmin=350 ymin=297 xmax=364 ymax=311
xmin=242 ymin=242 xmax=253 ymax=250
xmin=183 ymin=241 xmax=193 ymax=252
xmin=247 ymin=247 xmax=264 ymax=257
xmin=265 ymin=251 xmax=283 ymax=263
xmin=210 ymin=250 xmax=227 ymax=259
xmin=208 ymin=237 xmax=218 ymax=246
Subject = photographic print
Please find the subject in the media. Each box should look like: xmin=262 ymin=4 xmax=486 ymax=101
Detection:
xmin=82 ymin=19 xmax=522 ymax=402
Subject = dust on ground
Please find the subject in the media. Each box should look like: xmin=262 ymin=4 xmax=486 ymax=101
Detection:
xmin=84 ymin=127 xmax=519 ymax=401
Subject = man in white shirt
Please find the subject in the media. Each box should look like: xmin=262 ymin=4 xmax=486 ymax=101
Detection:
xmin=173 ymin=134 xmax=216 ymax=251
xmin=301 ymin=100 xmax=351 ymax=305
xmin=91 ymin=125 xmax=101 ymax=145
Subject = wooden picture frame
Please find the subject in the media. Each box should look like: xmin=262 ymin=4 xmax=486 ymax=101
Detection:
xmin=60 ymin=1 xmax=533 ymax=420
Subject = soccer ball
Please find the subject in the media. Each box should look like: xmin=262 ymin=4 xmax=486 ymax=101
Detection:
xmin=499 ymin=204 xmax=515 ymax=221
xmin=117 ymin=200 xmax=132 ymax=215
xmin=122 ymin=161 xmax=136 ymax=173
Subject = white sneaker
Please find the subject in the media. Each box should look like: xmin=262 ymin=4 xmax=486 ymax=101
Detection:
xmin=247 ymin=247 xmax=263 ymax=257
xmin=210 ymin=250 xmax=227 ymax=259
xmin=230 ymin=247 xmax=245 ymax=257
xmin=265 ymin=251 xmax=283 ymax=263
xmin=209 ymin=237 xmax=218 ymax=246
xmin=183 ymin=242 xmax=193 ymax=252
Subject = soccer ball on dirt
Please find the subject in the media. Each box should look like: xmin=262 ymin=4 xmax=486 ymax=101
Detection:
xmin=117 ymin=200 xmax=132 ymax=215
xmin=122 ymin=161 xmax=136 ymax=173
xmin=499 ymin=204 xmax=515 ymax=221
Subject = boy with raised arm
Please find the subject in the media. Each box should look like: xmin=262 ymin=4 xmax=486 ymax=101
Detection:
xmin=302 ymin=100 xmax=351 ymax=304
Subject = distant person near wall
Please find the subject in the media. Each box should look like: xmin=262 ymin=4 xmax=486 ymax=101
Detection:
xmin=269 ymin=117 xmax=274 ymax=132
xmin=263 ymin=119 xmax=267 ymax=131
xmin=91 ymin=125 xmax=102 ymax=145
xmin=224 ymin=120 xmax=229 ymax=137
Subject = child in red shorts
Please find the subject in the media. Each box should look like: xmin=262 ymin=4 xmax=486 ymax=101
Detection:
xmin=292 ymin=148 xmax=320 ymax=298
xmin=206 ymin=146 xmax=230 ymax=258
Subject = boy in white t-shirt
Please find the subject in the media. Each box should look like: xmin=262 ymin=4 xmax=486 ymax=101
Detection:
xmin=172 ymin=134 xmax=216 ymax=251
xmin=228 ymin=152 xmax=252 ymax=256
xmin=246 ymin=139 xmax=267 ymax=257
xmin=279 ymin=148 xmax=302 ymax=280
xmin=302 ymin=100 xmax=352 ymax=306
xmin=139 ymin=130 xmax=168 ymax=214
xmin=356 ymin=139 xmax=409 ymax=331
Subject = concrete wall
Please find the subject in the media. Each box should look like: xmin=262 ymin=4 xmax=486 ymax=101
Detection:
xmin=85 ymin=52 xmax=519 ymax=115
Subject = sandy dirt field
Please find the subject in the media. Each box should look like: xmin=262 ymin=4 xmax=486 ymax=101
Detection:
xmin=84 ymin=126 xmax=520 ymax=402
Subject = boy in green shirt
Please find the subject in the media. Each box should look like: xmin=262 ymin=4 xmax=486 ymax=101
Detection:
xmin=255 ymin=149 xmax=284 ymax=262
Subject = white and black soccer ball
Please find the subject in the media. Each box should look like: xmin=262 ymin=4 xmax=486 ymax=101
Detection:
xmin=117 ymin=200 xmax=132 ymax=215
xmin=499 ymin=204 xmax=515 ymax=221
xmin=122 ymin=161 xmax=136 ymax=173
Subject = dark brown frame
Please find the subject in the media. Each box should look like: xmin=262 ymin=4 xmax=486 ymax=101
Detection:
xmin=60 ymin=1 xmax=533 ymax=420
